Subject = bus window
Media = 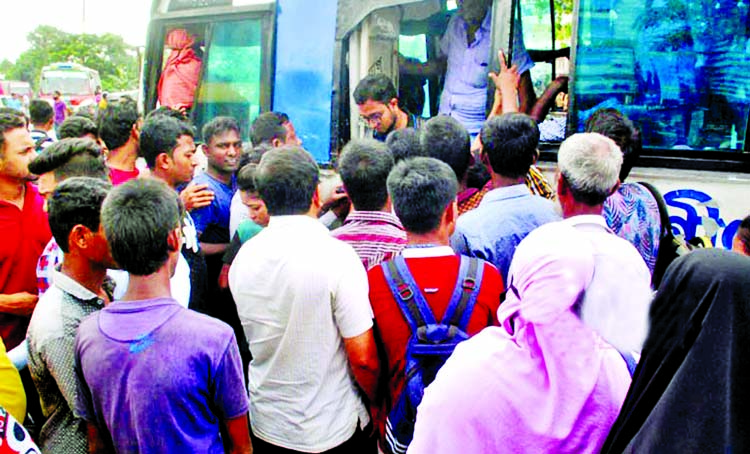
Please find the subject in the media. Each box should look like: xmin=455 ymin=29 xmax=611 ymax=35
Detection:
xmin=572 ymin=0 xmax=750 ymax=152
xmin=518 ymin=0 xmax=573 ymax=142
xmin=158 ymin=26 xmax=205 ymax=112
xmin=192 ymin=19 xmax=263 ymax=140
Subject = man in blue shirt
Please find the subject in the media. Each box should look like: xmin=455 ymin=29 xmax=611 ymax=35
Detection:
xmin=191 ymin=117 xmax=240 ymax=264
xmin=400 ymin=0 xmax=535 ymax=137
xmin=189 ymin=117 xmax=249 ymax=376
xmin=451 ymin=113 xmax=560 ymax=283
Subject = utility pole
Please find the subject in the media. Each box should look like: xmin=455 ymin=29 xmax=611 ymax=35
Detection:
xmin=82 ymin=0 xmax=86 ymax=34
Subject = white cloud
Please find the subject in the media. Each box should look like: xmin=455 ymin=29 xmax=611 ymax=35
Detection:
xmin=2 ymin=0 xmax=151 ymax=62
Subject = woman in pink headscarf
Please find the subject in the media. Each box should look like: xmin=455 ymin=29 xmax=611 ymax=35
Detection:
xmin=157 ymin=28 xmax=202 ymax=111
xmin=407 ymin=222 xmax=632 ymax=454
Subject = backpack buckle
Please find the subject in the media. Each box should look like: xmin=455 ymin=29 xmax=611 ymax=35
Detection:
xmin=398 ymin=284 xmax=414 ymax=300
xmin=462 ymin=277 xmax=476 ymax=291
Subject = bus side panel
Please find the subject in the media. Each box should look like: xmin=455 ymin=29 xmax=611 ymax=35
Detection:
xmin=538 ymin=162 xmax=749 ymax=250
xmin=273 ymin=0 xmax=338 ymax=163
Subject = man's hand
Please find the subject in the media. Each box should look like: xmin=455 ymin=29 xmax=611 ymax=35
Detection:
xmin=0 ymin=292 xmax=39 ymax=316
xmin=319 ymin=185 xmax=351 ymax=220
xmin=180 ymin=183 xmax=215 ymax=212
xmin=218 ymin=264 xmax=231 ymax=290
xmin=489 ymin=50 xmax=520 ymax=116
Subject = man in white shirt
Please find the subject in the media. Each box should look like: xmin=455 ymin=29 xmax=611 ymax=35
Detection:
xmin=229 ymin=146 xmax=379 ymax=453
xmin=556 ymin=133 xmax=652 ymax=354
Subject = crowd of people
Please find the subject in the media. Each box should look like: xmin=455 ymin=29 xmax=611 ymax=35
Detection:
xmin=0 ymin=3 xmax=749 ymax=451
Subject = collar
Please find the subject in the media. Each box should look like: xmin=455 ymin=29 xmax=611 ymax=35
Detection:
xmin=269 ymin=214 xmax=328 ymax=232
xmin=481 ymin=183 xmax=531 ymax=204
xmin=203 ymin=170 xmax=236 ymax=190
xmin=401 ymin=245 xmax=455 ymax=259
xmin=52 ymin=270 xmax=105 ymax=306
xmin=105 ymin=297 xmax=180 ymax=313
xmin=343 ymin=210 xmax=404 ymax=228
xmin=457 ymin=187 xmax=480 ymax=204
xmin=563 ymin=214 xmax=613 ymax=232
xmin=459 ymin=10 xmax=493 ymax=42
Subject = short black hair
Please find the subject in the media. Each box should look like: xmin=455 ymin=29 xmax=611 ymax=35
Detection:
xmin=387 ymin=157 xmax=458 ymax=234
xmin=421 ymin=116 xmax=471 ymax=181
xmin=250 ymin=112 xmax=287 ymax=147
xmin=58 ymin=116 xmax=98 ymax=140
xmin=29 ymin=99 xmax=54 ymax=126
xmin=140 ymin=115 xmax=194 ymax=168
xmin=28 ymin=138 xmax=107 ymax=181
xmin=385 ymin=128 xmax=424 ymax=163
xmin=202 ymin=116 xmax=240 ymax=144
xmin=338 ymin=139 xmax=393 ymax=211
xmin=272 ymin=111 xmax=290 ymax=123
xmin=480 ymin=113 xmax=539 ymax=179
xmin=738 ymin=215 xmax=750 ymax=255
xmin=0 ymin=113 xmax=29 ymax=158
xmin=98 ymin=98 xmax=140 ymax=151
xmin=48 ymin=177 xmax=111 ymax=253
xmin=101 ymin=178 xmax=182 ymax=276
xmin=256 ymin=146 xmax=319 ymax=216
xmin=145 ymin=106 xmax=189 ymax=123
xmin=237 ymin=163 xmax=259 ymax=193
xmin=353 ymin=74 xmax=397 ymax=105
xmin=585 ymin=108 xmax=642 ymax=181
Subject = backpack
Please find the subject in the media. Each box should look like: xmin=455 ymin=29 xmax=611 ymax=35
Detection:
xmin=639 ymin=182 xmax=712 ymax=289
xmin=380 ymin=255 xmax=484 ymax=454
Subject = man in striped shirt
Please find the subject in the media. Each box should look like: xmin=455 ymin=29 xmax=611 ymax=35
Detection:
xmin=332 ymin=139 xmax=407 ymax=269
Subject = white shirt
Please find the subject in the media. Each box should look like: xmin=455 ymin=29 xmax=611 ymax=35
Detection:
xmin=229 ymin=191 xmax=248 ymax=239
xmin=563 ymin=215 xmax=653 ymax=353
xmin=229 ymin=215 xmax=373 ymax=452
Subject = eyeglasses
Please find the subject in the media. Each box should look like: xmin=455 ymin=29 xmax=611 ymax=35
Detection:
xmin=359 ymin=111 xmax=384 ymax=126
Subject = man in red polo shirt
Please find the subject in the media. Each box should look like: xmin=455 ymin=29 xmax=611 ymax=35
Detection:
xmin=367 ymin=157 xmax=502 ymax=453
xmin=0 ymin=112 xmax=51 ymax=350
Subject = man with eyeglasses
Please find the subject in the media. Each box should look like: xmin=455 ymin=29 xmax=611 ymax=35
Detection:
xmin=353 ymin=74 xmax=424 ymax=142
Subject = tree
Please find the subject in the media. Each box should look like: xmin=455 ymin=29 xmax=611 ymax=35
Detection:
xmin=6 ymin=25 xmax=140 ymax=92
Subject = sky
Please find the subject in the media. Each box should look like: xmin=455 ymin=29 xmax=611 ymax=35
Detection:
xmin=1 ymin=0 xmax=152 ymax=62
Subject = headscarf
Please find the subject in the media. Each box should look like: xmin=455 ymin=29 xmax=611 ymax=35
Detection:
xmin=408 ymin=222 xmax=631 ymax=454
xmin=157 ymin=29 xmax=202 ymax=110
xmin=602 ymin=249 xmax=750 ymax=453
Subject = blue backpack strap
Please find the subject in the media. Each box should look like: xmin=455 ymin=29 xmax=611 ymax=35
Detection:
xmin=381 ymin=257 xmax=437 ymax=330
xmin=442 ymin=256 xmax=484 ymax=330
xmin=619 ymin=350 xmax=637 ymax=377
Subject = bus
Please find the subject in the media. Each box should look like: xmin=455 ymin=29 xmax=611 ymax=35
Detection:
xmin=142 ymin=0 xmax=750 ymax=249
xmin=39 ymin=62 xmax=102 ymax=107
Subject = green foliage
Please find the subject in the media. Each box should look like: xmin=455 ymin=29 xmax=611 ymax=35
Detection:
xmin=5 ymin=25 xmax=139 ymax=92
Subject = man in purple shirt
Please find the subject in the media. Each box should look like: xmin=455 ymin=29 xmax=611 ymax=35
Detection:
xmin=74 ymin=178 xmax=251 ymax=454
xmin=332 ymin=138 xmax=407 ymax=269
xmin=52 ymin=91 xmax=68 ymax=130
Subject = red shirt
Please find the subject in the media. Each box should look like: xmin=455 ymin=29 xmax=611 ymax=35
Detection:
xmin=0 ymin=183 xmax=51 ymax=349
xmin=109 ymin=167 xmax=140 ymax=186
xmin=367 ymin=247 xmax=503 ymax=436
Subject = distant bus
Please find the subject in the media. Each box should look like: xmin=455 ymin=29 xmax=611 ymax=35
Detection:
xmin=39 ymin=62 xmax=102 ymax=107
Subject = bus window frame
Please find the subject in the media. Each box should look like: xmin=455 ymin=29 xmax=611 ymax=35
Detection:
xmin=562 ymin=0 xmax=750 ymax=173
xmin=143 ymin=3 xmax=276 ymax=136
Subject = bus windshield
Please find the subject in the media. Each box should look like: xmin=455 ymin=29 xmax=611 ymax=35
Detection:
xmin=41 ymin=71 xmax=93 ymax=96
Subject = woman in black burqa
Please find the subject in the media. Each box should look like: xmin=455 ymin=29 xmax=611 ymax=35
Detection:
xmin=602 ymin=248 xmax=750 ymax=453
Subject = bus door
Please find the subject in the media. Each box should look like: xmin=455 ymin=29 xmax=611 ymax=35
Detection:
xmin=143 ymin=0 xmax=275 ymax=141
xmin=335 ymin=0 xmax=518 ymax=149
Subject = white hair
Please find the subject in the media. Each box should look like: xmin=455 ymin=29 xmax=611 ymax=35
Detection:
xmin=557 ymin=133 xmax=623 ymax=205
